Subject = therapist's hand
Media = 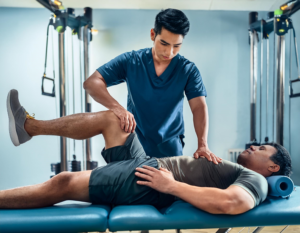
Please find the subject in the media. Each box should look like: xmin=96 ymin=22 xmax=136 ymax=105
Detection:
xmin=135 ymin=166 xmax=176 ymax=194
xmin=194 ymin=146 xmax=222 ymax=165
xmin=111 ymin=106 xmax=136 ymax=133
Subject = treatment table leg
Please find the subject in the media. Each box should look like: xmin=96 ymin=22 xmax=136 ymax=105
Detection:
xmin=252 ymin=227 xmax=264 ymax=233
xmin=216 ymin=228 xmax=232 ymax=233
xmin=280 ymin=226 xmax=289 ymax=233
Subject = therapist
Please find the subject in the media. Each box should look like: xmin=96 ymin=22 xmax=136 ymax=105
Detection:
xmin=84 ymin=9 xmax=221 ymax=164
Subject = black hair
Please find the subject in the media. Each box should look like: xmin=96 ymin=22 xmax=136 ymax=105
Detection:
xmin=268 ymin=143 xmax=292 ymax=177
xmin=154 ymin=9 xmax=190 ymax=37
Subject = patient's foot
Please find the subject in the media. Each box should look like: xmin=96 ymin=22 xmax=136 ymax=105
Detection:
xmin=7 ymin=89 xmax=34 ymax=146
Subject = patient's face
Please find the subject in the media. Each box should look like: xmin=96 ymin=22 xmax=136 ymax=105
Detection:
xmin=237 ymin=145 xmax=277 ymax=174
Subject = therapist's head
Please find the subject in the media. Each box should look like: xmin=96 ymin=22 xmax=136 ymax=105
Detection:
xmin=151 ymin=9 xmax=190 ymax=61
xmin=237 ymin=143 xmax=292 ymax=177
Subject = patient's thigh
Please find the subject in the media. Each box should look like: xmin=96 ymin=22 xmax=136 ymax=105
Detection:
xmin=64 ymin=170 xmax=92 ymax=202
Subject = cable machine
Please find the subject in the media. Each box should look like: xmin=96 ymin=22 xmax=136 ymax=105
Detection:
xmin=37 ymin=0 xmax=98 ymax=175
xmin=246 ymin=0 xmax=300 ymax=149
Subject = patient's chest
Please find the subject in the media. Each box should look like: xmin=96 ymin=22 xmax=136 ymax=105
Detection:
xmin=157 ymin=156 xmax=241 ymax=189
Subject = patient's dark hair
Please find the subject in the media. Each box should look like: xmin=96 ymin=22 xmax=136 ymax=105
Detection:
xmin=268 ymin=143 xmax=292 ymax=177
xmin=154 ymin=9 xmax=190 ymax=37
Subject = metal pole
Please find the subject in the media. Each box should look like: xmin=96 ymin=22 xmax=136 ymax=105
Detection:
xmin=79 ymin=27 xmax=85 ymax=171
xmin=79 ymin=24 xmax=92 ymax=171
xmin=276 ymin=35 xmax=285 ymax=145
xmin=83 ymin=25 xmax=92 ymax=170
xmin=250 ymin=30 xmax=258 ymax=142
xmin=58 ymin=32 xmax=68 ymax=172
xmin=273 ymin=19 xmax=276 ymax=142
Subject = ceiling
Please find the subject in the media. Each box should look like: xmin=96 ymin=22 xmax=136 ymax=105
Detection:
xmin=0 ymin=0 xmax=287 ymax=11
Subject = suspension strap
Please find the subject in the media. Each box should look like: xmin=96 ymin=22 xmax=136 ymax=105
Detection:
xmin=41 ymin=17 xmax=56 ymax=97
xmin=289 ymin=21 xmax=300 ymax=98
xmin=292 ymin=27 xmax=300 ymax=78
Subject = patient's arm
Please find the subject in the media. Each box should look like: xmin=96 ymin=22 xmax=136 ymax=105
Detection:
xmin=169 ymin=183 xmax=254 ymax=215
xmin=135 ymin=166 xmax=254 ymax=215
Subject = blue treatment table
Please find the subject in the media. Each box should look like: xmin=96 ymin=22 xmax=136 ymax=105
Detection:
xmin=0 ymin=187 xmax=299 ymax=233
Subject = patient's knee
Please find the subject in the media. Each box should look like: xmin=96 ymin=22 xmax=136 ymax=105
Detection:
xmin=105 ymin=110 xmax=118 ymax=119
xmin=50 ymin=171 xmax=73 ymax=194
xmin=103 ymin=110 xmax=120 ymax=125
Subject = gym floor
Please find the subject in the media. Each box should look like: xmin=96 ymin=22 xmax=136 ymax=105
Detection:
xmin=90 ymin=227 xmax=300 ymax=233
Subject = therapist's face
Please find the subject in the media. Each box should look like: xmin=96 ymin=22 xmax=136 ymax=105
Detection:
xmin=150 ymin=27 xmax=183 ymax=62
xmin=237 ymin=145 xmax=279 ymax=177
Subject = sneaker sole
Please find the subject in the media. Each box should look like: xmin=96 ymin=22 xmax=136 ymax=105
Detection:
xmin=7 ymin=90 xmax=20 ymax=146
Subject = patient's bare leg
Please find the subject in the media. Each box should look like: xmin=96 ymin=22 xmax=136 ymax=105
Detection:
xmin=0 ymin=111 xmax=131 ymax=209
xmin=0 ymin=170 xmax=91 ymax=209
xmin=25 ymin=110 xmax=130 ymax=149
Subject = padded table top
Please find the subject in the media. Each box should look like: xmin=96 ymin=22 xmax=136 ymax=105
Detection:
xmin=0 ymin=187 xmax=299 ymax=232
xmin=0 ymin=202 xmax=110 ymax=233
xmin=108 ymin=186 xmax=300 ymax=231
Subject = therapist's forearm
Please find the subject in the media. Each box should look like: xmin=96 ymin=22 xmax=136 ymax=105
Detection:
xmin=193 ymin=104 xmax=209 ymax=147
xmin=169 ymin=181 xmax=229 ymax=214
xmin=83 ymin=71 xmax=123 ymax=111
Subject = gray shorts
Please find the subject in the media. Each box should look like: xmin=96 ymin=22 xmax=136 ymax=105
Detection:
xmin=89 ymin=133 xmax=175 ymax=208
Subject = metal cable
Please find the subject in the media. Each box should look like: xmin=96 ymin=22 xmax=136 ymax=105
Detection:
xmin=52 ymin=24 xmax=55 ymax=81
xmin=51 ymin=23 xmax=60 ymax=160
xmin=289 ymin=29 xmax=292 ymax=153
xmin=44 ymin=23 xmax=50 ymax=76
xmin=65 ymin=29 xmax=70 ymax=169
xmin=273 ymin=19 xmax=276 ymax=142
xmin=293 ymin=28 xmax=300 ymax=78
xmin=260 ymin=21 xmax=263 ymax=144
xmin=266 ymin=38 xmax=269 ymax=142
xmin=71 ymin=31 xmax=76 ymax=155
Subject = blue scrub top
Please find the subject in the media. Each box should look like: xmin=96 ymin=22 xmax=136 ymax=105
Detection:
xmin=97 ymin=48 xmax=207 ymax=157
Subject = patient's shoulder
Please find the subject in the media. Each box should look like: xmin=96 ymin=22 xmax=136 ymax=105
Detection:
xmin=233 ymin=168 xmax=268 ymax=206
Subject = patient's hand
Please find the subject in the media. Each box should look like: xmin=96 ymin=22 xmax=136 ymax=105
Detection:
xmin=194 ymin=146 xmax=222 ymax=165
xmin=135 ymin=166 xmax=176 ymax=194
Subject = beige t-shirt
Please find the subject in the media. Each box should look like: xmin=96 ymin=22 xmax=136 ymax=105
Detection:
xmin=156 ymin=156 xmax=268 ymax=206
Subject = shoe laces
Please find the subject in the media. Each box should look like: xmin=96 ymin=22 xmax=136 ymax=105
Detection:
xmin=25 ymin=111 xmax=35 ymax=120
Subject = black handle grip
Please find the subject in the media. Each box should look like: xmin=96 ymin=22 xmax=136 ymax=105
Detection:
xmin=41 ymin=76 xmax=55 ymax=97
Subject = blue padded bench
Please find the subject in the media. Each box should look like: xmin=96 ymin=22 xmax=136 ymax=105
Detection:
xmin=109 ymin=190 xmax=300 ymax=231
xmin=0 ymin=203 xmax=110 ymax=233
xmin=0 ymin=186 xmax=299 ymax=233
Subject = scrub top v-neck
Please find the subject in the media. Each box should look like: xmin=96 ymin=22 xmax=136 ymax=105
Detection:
xmin=97 ymin=48 xmax=207 ymax=158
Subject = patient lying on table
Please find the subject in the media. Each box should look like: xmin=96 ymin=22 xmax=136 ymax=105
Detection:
xmin=3 ymin=90 xmax=292 ymax=215
xmin=90 ymin=132 xmax=292 ymax=215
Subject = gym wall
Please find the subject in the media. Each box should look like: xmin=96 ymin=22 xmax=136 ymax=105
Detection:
xmin=0 ymin=7 xmax=299 ymax=190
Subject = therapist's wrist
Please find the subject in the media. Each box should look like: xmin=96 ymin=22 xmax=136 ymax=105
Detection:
xmin=110 ymin=104 xmax=124 ymax=111
xmin=198 ymin=141 xmax=208 ymax=148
